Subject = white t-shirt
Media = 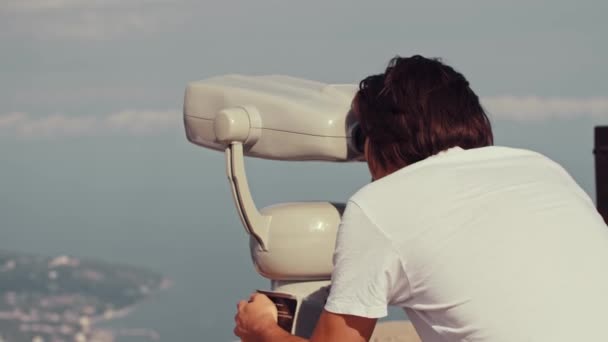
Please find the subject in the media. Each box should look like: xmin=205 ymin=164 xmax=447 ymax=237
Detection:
xmin=324 ymin=146 xmax=608 ymax=342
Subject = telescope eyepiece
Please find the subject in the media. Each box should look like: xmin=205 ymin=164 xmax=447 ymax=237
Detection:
xmin=348 ymin=122 xmax=366 ymax=156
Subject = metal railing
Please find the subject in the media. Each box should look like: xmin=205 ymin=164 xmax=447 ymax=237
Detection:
xmin=595 ymin=126 xmax=608 ymax=224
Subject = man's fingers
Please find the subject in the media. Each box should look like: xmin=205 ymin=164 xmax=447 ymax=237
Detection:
xmin=250 ymin=292 xmax=270 ymax=303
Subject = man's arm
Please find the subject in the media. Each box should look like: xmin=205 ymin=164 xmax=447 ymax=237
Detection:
xmin=234 ymin=294 xmax=377 ymax=342
xmin=310 ymin=310 xmax=377 ymax=342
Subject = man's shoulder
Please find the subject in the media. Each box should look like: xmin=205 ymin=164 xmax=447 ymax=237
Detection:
xmin=349 ymin=145 xmax=559 ymax=205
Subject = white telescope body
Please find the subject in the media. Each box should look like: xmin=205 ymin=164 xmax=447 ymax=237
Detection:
xmin=184 ymin=74 xmax=360 ymax=279
xmin=184 ymin=74 xmax=359 ymax=336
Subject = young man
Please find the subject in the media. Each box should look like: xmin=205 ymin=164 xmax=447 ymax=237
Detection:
xmin=234 ymin=55 xmax=608 ymax=342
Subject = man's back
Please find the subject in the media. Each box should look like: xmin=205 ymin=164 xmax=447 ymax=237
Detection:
xmin=350 ymin=146 xmax=608 ymax=342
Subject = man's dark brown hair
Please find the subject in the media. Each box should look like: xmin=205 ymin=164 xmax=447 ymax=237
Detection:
xmin=355 ymin=55 xmax=493 ymax=171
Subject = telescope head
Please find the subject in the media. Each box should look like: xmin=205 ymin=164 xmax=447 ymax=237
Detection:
xmin=183 ymin=74 xmax=363 ymax=162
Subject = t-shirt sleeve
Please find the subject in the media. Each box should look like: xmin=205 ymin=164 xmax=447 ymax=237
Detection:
xmin=324 ymin=200 xmax=410 ymax=318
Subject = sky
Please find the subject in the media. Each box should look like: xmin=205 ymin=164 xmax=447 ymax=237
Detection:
xmin=1 ymin=0 xmax=607 ymax=341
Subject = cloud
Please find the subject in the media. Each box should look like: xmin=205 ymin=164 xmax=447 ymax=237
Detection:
xmin=2 ymin=96 xmax=607 ymax=140
xmin=105 ymin=110 xmax=179 ymax=133
xmin=483 ymin=96 xmax=608 ymax=122
xmin=0 ymin=110 xmax=180 ymax=139
xmin=0 ymin=0 xmax=187 ymax=40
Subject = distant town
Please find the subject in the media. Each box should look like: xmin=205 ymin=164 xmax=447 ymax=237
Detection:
xmin=0 ymin=251 xmax=170 ymax=342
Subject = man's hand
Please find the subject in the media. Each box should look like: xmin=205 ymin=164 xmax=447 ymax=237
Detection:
xmin=233 ymin=293 xmax=377 ymax=342
xmin=234 ymin=293 xmax=279 ymax=341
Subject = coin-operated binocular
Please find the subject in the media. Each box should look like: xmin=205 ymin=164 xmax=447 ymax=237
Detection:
xmin=183 ymin=75 xmax=360 ymax=337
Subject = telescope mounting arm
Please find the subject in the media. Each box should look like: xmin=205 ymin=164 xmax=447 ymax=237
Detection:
xmin=218 ymin=107 xmax=271 ymax=251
